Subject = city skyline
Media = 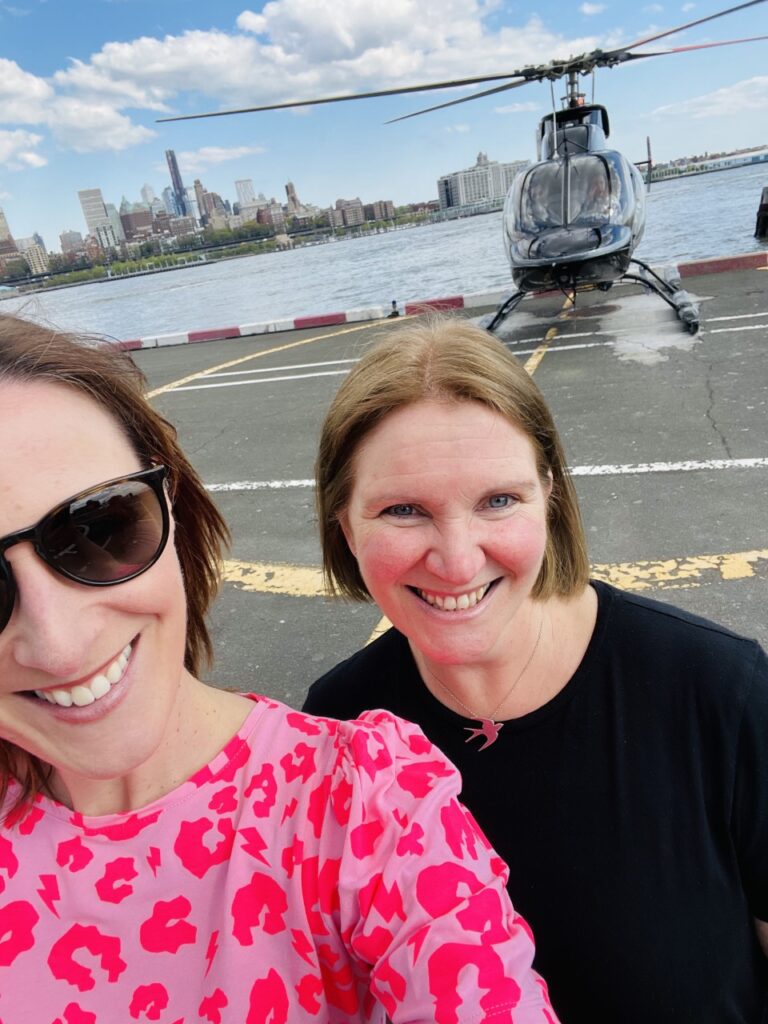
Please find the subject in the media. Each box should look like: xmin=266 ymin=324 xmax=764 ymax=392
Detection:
xmin=1 ymin=0 xmax=766 ymax=247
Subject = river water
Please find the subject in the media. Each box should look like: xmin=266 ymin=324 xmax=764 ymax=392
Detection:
xmin=3 ymin=163 xmax=766 ymax=341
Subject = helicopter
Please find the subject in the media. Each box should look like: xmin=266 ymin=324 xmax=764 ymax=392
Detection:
xmin=159 ymin=0 xmax=768 ymax=335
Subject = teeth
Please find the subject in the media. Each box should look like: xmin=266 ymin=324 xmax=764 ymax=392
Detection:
xmin=417 ymin=583 xmax=491 ymax=611
xmin=35 ymin=642 xmax=132 ymax=708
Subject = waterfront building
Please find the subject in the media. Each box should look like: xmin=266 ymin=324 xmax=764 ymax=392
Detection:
xmin=437 ymin=152 xmax=527 ymax=209
xmin=60 ymin=230 xmax=84 ymax=254
xmin=0 ymin=208 xmax=18 ymax=257
xmin=285 ymin=181 xmax=300 ymax=214
xmin=193 ymin=179 xmax=208 ymax=225
xmin=335 ymin=198 xmax=365 ymax=227
xmin=168 ymin=215 xmax=197 ymax=238
xmin=184 ymin=188 xmax=201 ymax=224
xmin=78 ymin=188 xmax=111 ymax=235
xmin=119 ymin=200 xmax=153 ymax=240
xmin=165 ymin=150 xmax=188 ymax=217
xmin=105 ymin=204 xmax=126 ymax=243
xmin=235 ymin=179 xmax=256 ymax=208
xmin=364 ymin=200 xmax=395 ymax=221
xmin=24 ymin=244 xmax=49 ymax=275
xmin=162 ymin=186 xmax=181 ymax=217
xmin=95 ymin=224 xmax=119 ymax=251
xmin=140 ymin=183 xmax=156 ymax=206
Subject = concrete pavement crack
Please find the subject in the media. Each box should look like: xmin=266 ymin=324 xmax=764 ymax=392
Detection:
xmin=703 ymin=361 xmax=733 ymax=459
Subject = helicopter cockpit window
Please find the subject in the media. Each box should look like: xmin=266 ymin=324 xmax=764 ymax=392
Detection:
xmin=516 ymin=153 xmax=633 ymax=234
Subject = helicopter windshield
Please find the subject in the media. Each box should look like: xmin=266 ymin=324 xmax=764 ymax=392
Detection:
xmin=517 ymin=153 xmax=634 ymax=232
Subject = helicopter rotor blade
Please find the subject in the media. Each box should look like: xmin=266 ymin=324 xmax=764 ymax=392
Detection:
xmin=618 ymin=34 xmax=768 ymax=62
xmin=157 ymin=71 xmax=532 ymax=122
xmin=385 ymin=76 xmax=534 ymax=124
xmin=612 ymin=0 xmax=767 ymax=53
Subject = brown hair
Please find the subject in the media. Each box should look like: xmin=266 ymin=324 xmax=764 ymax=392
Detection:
xmin=0 ymin=313 xmax=229 ymax=813
xmin=317 ymin=316 xmax=589 ymax=601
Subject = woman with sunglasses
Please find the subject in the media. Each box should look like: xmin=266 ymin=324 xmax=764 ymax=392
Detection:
xmin=0 ymin=313 xmax=559 ymax=1023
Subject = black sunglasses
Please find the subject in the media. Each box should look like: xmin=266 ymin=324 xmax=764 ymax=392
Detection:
xmin=0 ymin=466 xmax=169 ymax=634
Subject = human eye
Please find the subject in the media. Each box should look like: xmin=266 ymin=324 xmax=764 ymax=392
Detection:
xmin=382 ymin=503 xmax=420 ymax=518
xmin=484 ymin=494 xmax=519 ymax=510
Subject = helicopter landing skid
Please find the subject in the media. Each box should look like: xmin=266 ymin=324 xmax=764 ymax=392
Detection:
xmin=480 ymin=290 xmax=526 ymax=334
xmin=623 ymin=258 xmax=700 ymax=334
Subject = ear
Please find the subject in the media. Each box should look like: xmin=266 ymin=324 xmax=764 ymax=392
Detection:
xmin=543 ymin=469 xmax=554 ymax=499
xmin=337 ymin=509 xmax=357 ymax=558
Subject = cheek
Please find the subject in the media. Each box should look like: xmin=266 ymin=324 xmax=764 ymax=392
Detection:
xmin=495 ymin=517 xmax=549 ymax=570
xmin=355 ymin=531 xmax=425 ymax=587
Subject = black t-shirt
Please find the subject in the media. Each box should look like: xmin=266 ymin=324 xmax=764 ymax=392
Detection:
xmin=304 ymin=581 xmax=768 ymax=1023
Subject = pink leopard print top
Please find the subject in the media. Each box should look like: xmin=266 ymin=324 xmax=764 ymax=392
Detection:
xmin=0 ymin=696 xmax=558 ymax=1023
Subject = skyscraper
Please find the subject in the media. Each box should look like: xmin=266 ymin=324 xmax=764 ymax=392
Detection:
xmin=236 ymin=179 xmax=256 ymax=209
xmin=0 ymin=206 xmax=18 ymax=256
xmin=78 ymin=189 xmax=110 ymax=235
xmin=165 ymin=150 xmax=188 ymax=217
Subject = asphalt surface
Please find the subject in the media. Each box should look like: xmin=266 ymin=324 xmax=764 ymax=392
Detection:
xmin=133 ymin=266 xmax=768 ymax=705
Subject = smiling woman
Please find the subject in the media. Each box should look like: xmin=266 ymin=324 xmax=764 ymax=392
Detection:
xmin=0 ymin=312 xmax=560 ymax=1023
xmin=305 ymin=316 xmax=768 ymax=1023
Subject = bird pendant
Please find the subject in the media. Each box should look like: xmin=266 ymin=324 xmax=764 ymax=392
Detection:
xmin=464 ymin=718 xmax=503 ymax=750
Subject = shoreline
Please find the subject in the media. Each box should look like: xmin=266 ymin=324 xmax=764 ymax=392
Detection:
xmin=115 ymin=250 xmax=768 ymax=352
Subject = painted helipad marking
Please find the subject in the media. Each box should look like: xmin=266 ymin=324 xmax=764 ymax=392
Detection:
xmin=205 ymin=357 xmax=360 ymax=378
xmin=204 ymin=456 xmax=768 ymax=493
xmin=220 ymin=547 xmax=768 ymax=601
xmin=171 ymin=369 xmax=351 ymax=392
xmin=146 ymin=319 xmax=392 ymax=399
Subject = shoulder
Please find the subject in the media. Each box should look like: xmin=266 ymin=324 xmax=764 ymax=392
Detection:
xmin=598 ymin=579 xmax=761 ymax=651
xmin=594 ymin=579 xmax=767 ymax=696
xmin=303 ymin=628 xmax=414 ymax=717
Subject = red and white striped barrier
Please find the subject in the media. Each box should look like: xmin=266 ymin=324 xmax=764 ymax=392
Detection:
xmin=118 ymin=252 xmax=768 ymax=351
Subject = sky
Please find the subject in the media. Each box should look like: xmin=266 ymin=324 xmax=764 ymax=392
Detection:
xmin=1 ymin=0 xmax=766 ymax=250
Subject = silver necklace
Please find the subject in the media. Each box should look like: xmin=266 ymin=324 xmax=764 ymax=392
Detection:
xmin=426 ymin=614 xmax=544 ymax=751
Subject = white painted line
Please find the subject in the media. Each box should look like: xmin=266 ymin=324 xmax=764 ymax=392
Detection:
xmin=204 ymin=458 xmax=768 ymax=493
xmin=207 ymin=479 xmax=315 ymax=491
xmin=570 ymin=457 xmax=768 ymax=476
xmin=708 ymin=324 xmax=768 ymax=334
xmin=171 ymin=369 xmax=351 ymax=391
xmin=707 ymin=311 xmax=768 ymax=322
xmin=204 ymin=357 xmax=360 ymax=378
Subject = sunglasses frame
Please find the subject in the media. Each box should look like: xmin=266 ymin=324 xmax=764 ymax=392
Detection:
xmin=0 ymin=465 xmax=170 ymax=633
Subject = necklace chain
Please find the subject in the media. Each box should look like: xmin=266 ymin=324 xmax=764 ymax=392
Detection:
xmin=425 ymin=613 xmax=544 ymax=750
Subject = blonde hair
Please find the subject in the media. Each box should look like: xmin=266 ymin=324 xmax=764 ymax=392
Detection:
xmin=316 ymin=317 xmax=589 ymax=601
xmin=0 ymin=313 xmax=229 ymax=815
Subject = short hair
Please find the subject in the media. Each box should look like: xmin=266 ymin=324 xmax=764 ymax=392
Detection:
xmin=316 ymin=316 xmax=589 ymax=601
xmin=0 ymin=313 xmax=229 ymax=813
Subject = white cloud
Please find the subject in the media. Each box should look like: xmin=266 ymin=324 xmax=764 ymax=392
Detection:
xmin=579 ymin=3 xmax=606 ymax=14
xmin=444 ymin=123 xmax=471 ymax=133
xmin=0 ymin=128 xmax=46 ymax=169
xmin=0 ymin=3 xmax=611 ymax=156
xmin=682 ymin=3 xmax=695 ymax=11
xmin=0 ymin=58 xmax=52 ymax=122
xmin=647 ymin=76 xmax=768 ymax=120
xmin=176 ymin=145 xmax=267 ymax=174
xmin=47 ymin=99 xmax=156 ymax=152
xmin=494 ymin=101 xmax=539 ymax=114
xmin=643 ymin=4 xmax=663 ymax=11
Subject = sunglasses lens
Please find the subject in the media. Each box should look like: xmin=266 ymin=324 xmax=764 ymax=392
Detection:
xmin=40 ymin=478 xmax=166 ymax=583
xmin=0 ymin=563 xmax=12 ymax=631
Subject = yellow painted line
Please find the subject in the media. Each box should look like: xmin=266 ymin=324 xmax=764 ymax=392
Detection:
xmin=592 ymin=548 xmax=768 ymax=591
xmin=221 ymin=547 xmax=768 ymax=606
xmin=222 ymin=559 xmax=325 ymax=597
xmin=146 ymin=319 xmax=399 ymax=398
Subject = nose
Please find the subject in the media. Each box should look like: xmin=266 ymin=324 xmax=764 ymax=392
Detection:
xmin=423 ymin=519 xmax=486 ymax=586
xmin=3 ymin=545 xmax=100 ymax=676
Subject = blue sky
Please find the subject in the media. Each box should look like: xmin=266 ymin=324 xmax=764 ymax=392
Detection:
xmin=1 ymin=0 xmax=766 ymax=249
